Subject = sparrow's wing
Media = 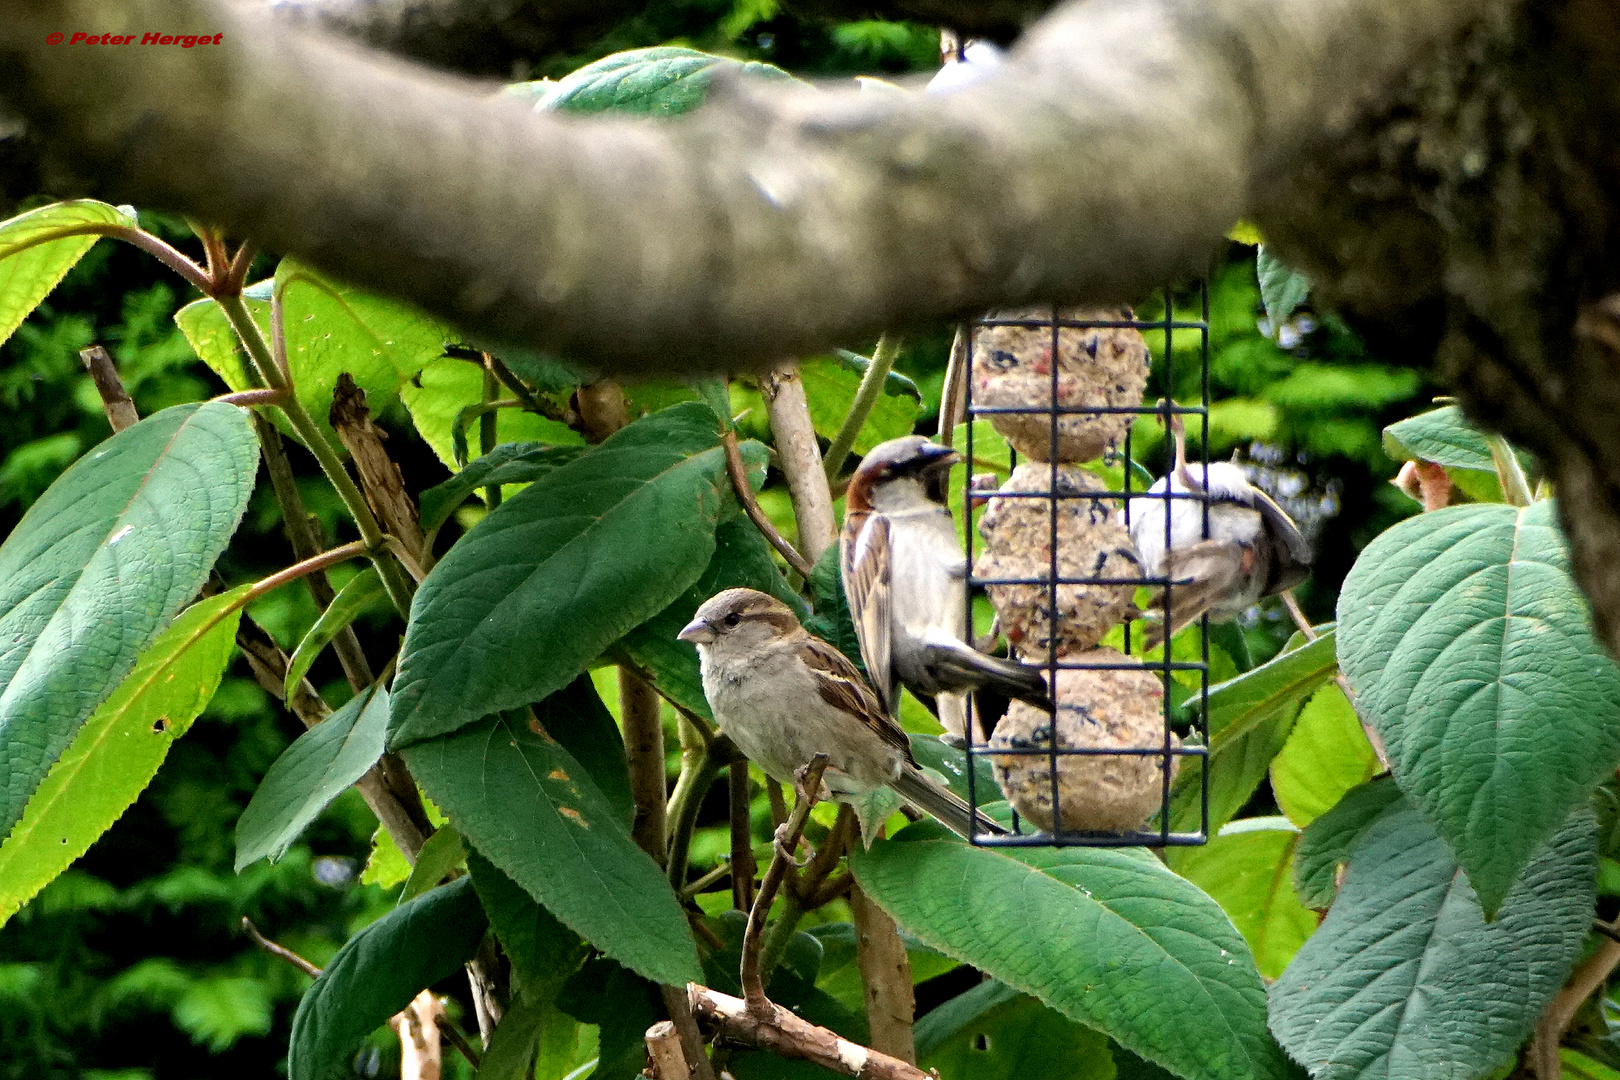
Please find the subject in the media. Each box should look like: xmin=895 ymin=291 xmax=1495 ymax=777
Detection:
xmin=796 ymin=636 xmax=916 ymax=766
xmin=1142 ymin=539 xmax=1247 ymax=650
xmin=1245 ymin=486 xmax=1313 ymax=594
xmin=840 ymin=512 xmax=896 ymax=711
xmin=919 ymin=633 xmax=1053 ymax=711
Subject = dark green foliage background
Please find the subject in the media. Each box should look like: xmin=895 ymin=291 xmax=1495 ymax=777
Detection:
xmin=0 ymin=18 xmax=1438 ymax=1080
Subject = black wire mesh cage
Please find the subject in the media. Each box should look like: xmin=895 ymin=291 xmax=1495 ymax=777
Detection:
xmin=959 ymin=287 xmax=1212 ymax=848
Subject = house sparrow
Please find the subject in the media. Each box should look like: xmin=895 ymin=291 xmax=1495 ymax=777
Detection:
xmin=974 ymin=461 xmax=1142 ymax=657
xmin=678 ymin=588 xmax=1003 ymax=842
xmin=841 ymin=436 xmax=1052 ymax=745
xmin=1126 ymin=411 xmax=1311 ymax=649
xmin=972 ymin=306 xmax=1149 ymax=464
xmin=990 ymin=648 xmax=1175 ymax=833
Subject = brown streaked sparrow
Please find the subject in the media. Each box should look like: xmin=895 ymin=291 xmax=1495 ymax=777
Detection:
xmin=1126 ymin=411 xmax=1311 ymax=649
xmin=678 ymin=588 xmax=1003 ymax=842
xmin=841 ymin=436 xmax=1052 ymax=745
xmin=990 ymin=648 xmax=1175 ymax=833
xmin=971 ymin=306 xmax=1150 ymax=464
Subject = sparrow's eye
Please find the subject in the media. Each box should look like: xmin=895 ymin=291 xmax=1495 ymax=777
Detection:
xmin=723 ymin=612 xmax=742 ymax=628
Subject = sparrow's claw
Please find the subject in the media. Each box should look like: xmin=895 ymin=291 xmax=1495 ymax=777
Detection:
xmin=771 ymin=823 xmax=808 ymax=867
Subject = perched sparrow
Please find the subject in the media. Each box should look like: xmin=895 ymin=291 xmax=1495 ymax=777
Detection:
xmin=1126 ymin=412 xmax=1311 ymax=649
xmin=841 ymin=436 xmax=1052 ymax=744
xmin=990 ymin=649 xmax=1175 ymax=833
xmin=678 ymin=588 xmax=1002 ymax=842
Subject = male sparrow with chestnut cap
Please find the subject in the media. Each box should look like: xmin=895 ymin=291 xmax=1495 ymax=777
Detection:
xmin=841 ymin=435 xmax=1051 ymax=744
xmin=678 ymin=588 xmax=1002 ymax=843
xmin=1127 ymin=411 xmax=1312 ymax=648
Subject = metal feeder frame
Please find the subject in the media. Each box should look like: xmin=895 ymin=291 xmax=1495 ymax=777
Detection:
xmin=962 ymin=286 xmax=1213 ymax=848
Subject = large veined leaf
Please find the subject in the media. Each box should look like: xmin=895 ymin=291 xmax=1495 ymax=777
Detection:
xmin=617 ymin=511 xmax=798 ymax=721
xmin=0 ymin=402 xmax=257 ymax=842
xmin=288 ymin=877 xmax=487 ymax=1080
xmin=0 ymin=199 xmax=135 ymax=348
xmin=233 ymin=685 xmax=390 ymax=871
xmin=915 ymin=980 xmax=1115 ymax=1080
xmin=1337 ymin=500 xmax=1620 ymax=917
xmin=851 ymin=822 xmax=1291 ymax=1080
xmin=1170 ymin=631 xmax=1338 ymax=834
xmin=1291 ymin=777 xmax=1402 ymax=910
xmin=1269 ymin=683 xmax=1379 ymax=828
xmin=390 ymin=403 xmax=735 ymax=747
xmin=536 ymin=46 xmax=794 ymax=116
xmin=417 ymin=442 xmax=587 ymax=540
xmin=400 ymin=710 xmax=701 ymax=986
xmin=1382 ymin=405 xmax=1501 ymax=474
xmin=466 ymin=848 xmax=585 ymax=991
xmin=282 ymin=567 xmax=386 ymax=699
xmin=1168 ymin=817 xmax=1315 ymax=979
xmin=175 ymin=290 xmax=264 ymax=397
xmin=0 ymin=588 xmax=246 ymax=926
xmin=1268 ymin=799 xmax=1597 ymax=1080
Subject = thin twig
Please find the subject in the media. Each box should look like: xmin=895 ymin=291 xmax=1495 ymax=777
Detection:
xmin=1281 ymin=590 xmax=1387 ymax=769
xmin=644 ymin=1020 xmax=693 ymax=1080
xmin=666 ymin=718 xmax=725 ymax=892
xmin=759 ymin=367 xmax=837 ymax=563
xmin=623 ymin=669 xmax=670 ymax=866
xmin=849 ymin=883 xmax=917 ymax=1064
xmin=1490 ymin=433 xmax=1534 ymax=507
xmin=689 ymin=985 xmax=932 ymax=1080
xmin=724 ymin=429 xmax=814 ymax=579
xmin=1594 ymin=919 xmax=1620 ymax=946
xmin=438 ymin=1010 xmax=483 ymax=1071
xmin=79 ymin=346 xmax=139 ymax=431
xmin=822 ymin=333 xmax=901 ymax=481
xmin=242 ymin=540 xmax=370 ymax=603
xmin=742 ymin=754 xmax=829 ymax=1019
xmin=225 ymin=240 xmax=259 ymax=292
xmin=937 ymin=325 xmax=969 ymax=448
xmin=242 ymin=917 xmax=321 ymax=977
xmin=679 ymin=862 xmax=733 ymax=902
xmin=480 ymin=364 xmax=501 ymax=508
xmin=660 ymin=984 xmax=719 ymax=1080
xmin=214 ymin=387 xmax=288 ymax=409
xmin=1533 ymin=938 xmax=1620 ymax=1080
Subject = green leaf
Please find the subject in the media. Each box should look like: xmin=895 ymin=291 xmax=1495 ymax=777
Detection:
xmin=851 ymin=822 xmax=1290 ymax=1080
xmin=0 ymin=200 xmax=135 ymax=349
xmin=1382 ymin=405 xmax=1502 ymax=474
xmin=916 ymin=981 xmax=1115 ymax=1080
xmin=288 ymin=877 xmax=487 ymax=1080
xmin=1292 ymin=776 xmax=1402 ymax=910
xmin=799 ymin=356 xmax=920 ymax=457
xmin=0 ymin=402 xmax=258 ymax=842
xmin=801 ymin=542 xmax=864 ymax=672
xmin=397 ymin=826 xmax=466 ymax=904
xmin=542 ymin=675 xmax=634 ymax=828
xmin=417 ymin=442 xmax=586 ymax=539
xmin=274 ymin=259 xmax=450 ymax=450
xmin=476 ymin=989 xmax=552 ymax=1080
xmin=400 ymin=711 xmax=701 ymax=986
xmin=1562 ymin=1048 xmax=1620 ymax=1080
xmin=1256 ymin=246 xmax=1310 ymax=327
xmin=234 ymin=685 xmax=390 ymax=871
xmin=1269 ymin=683 xmax=1379 ymax=828
xmin=557 ymin=957 xmax=662 ymax=1080
xmin=401 ymin=355 xmax=583 ymax=472
xmin=1268 ymin=799 xmax=1597 ymax=1080
xmin=807 ymin=921 xmax=956 ymax=1015
xmin=283 ymin=567 xmax=386 ymax=699
xmin=175 ymin=292 xmax=264 ymax=399
xmin=0 ymin=588 xmax=246 ymax=926
xmin=1338 ymin=500 xmax=1620 ymax=917
xmin=390 ymin=403 xmax=734 ymax=747
xmin=1170 ymin=630 xmax=1338 ymax=834
xmin=1167 ymin=817 xmax=1315 ymax=979
xmin=909 ymin=733 xmax=999 ymax=805
xmin=538 ymin=46 xmax=795 ymax=117
xmin=466 ymin=848 xmax=585 ymax=992
xmin=617 ymin=512 xmax=799 ymax=721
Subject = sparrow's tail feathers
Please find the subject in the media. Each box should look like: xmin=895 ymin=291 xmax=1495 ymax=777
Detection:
xmin=923 ymin=638 xmax=1053 ymax=711
xmin=892 ymin=766 xmax=1007 ymax=838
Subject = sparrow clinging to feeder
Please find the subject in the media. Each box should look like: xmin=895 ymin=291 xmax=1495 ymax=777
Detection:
xmin=842 ymin=436 xmax=1052 ymax=744
xmin=1126 ymin=410 xmax=1312 ymax=649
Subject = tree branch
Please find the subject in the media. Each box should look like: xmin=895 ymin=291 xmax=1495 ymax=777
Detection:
xmin=724 ymin=428 xmax=814 ymax=579
xmin=0 ymin=0 xmax=1490 ymax=372
xmin=849 ymin=883 xmax=916 ymax=1064
xmin=760 ymin=368 xmax=837 ymax=563
xmin=689 ymin=985 xmax=933 ymax=1080
xmin=741 ymin=754 xmax=829 ymax=1018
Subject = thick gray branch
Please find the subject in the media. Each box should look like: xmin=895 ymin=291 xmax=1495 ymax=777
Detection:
xmin=1 ymin=0 xmax=1486 ymax=374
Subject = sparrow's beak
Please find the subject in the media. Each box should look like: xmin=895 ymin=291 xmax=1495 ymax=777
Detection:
xmin=677 ymin=618 xmax=714 ymax=645
xmin=918 ymin=444 xmax=962 ymax=467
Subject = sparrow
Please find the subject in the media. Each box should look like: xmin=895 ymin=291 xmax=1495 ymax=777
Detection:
xmin=678 ymin=588 xmax=1002 ymax=842
xmin=1126 ymin=411 xmax=1312 ymax=649
xmin=841 ymin=436 xmax=1052 ymax=745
